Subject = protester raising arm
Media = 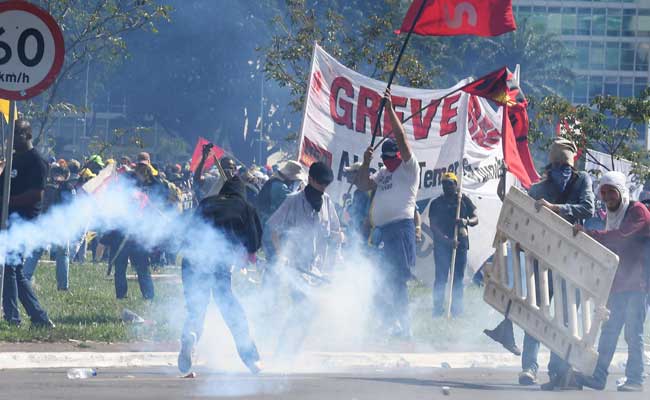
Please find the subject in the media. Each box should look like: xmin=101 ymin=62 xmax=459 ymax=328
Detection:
xmin=384 ymin=88 xmax=412 ymax=163
xmin=356 ymin=146 xmax=378 ymax=192
xmin=193 ymin=143 xmax=212 ymax=188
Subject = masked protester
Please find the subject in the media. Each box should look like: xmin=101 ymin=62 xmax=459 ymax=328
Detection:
xmin=341 ymin=162 xmax=372 ymax=244
xmin=178 ymin=175 xmax=263 ymax=376
xmin=484 ymin=138 xmax=595 ymax=390
xmin=356 ymin=88 xmax=421 ymax=339
xmin=266 ymin=161 xmax=341 ymax=356
xmin=23 ymin=165 xmax=76 ymax=290
xmin=575 ymin=172 xmax=650 ymax=393
xmin=0 ymin=119 xmax=55 ymax=328
xmin=428 ymin=172 xmax=478 ymax=317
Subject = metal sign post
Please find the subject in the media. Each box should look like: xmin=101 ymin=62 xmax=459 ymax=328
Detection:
xmin=0 ymin=100 xmax=15 ymax=317
xmin=0 ymin=1 xmax=65 ymax=318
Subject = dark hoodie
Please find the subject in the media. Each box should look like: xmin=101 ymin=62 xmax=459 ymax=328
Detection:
xmin=197 ymin=176 xmax=263 ymax=254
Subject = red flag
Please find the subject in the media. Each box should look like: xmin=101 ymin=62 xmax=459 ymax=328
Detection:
xmin=462 ymin=67 xmax=524 ymax=106
xmin=502 ymin=106 xmax=532 ymax=188
xmin=398 ymin=0 xmax=516 ymax=37
xmin=190 ymin=137 xmax=225 ymax=173
xmin=464 ymin=68 xmax=539 ymax=187
xmin=509 ymin=102 xmax=540 ymax=185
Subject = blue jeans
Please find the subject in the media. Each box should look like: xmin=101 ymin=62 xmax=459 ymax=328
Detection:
xmin=376 ymin=219 xmax=415 ymax=333
xmin=591 ymin=292 xmax=647 ymax=385
xmin=2 ymin=260 xmax=50 ymax=325
xmin=23 ymin=243 xmax=70 ymax=290
xmin=521 ymin=266 xmax=575 ymax=377
xmin=181 ymin=260 xmax=259 ymax=364
xmin=113 ymin=237 xmax=154 ymax=300
xmin=433 ymin=238 xmax=468 ymax=316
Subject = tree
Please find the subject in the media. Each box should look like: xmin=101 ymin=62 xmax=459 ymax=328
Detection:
xmin=529 ymin=88 xmax=650 ymax=179
xmin=21 ymin=0 xmax=171 ymax=144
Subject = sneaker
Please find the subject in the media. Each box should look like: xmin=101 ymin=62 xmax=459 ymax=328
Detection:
xmin=518 ymin=368 xmax=537 ymax=385
xmin=178 ymin=332 xmax=197 ymax=374
xmin=31 ymin=318 xmax=56 ymax=329
xmin=617 ymin=382 xmax=643 ymax=392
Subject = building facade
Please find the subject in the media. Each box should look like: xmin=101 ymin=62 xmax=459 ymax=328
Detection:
xmin=513 ymin=1 xmax=650 ymax=104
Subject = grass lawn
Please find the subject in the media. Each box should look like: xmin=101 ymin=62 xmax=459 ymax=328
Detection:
xmin=0 ymin=262 xmax=184 ymax=343
xmin=0 ymin=260 xmax=648 ymax=352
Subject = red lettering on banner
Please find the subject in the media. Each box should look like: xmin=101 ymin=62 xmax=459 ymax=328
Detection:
xmin=356 ymin=86 xmax=382 ymax=134
xmin=383 ymin=95 xmax=408 ymax=136
xmin=411 ymin=98 xmax=440 ymax=140
xmin=330 ymin=76 xmax=354 ymax=129
xmin=468 ymin=96 xmax=500 ymax=149
xmin=439 ymin=93 xmax=462 ymax=137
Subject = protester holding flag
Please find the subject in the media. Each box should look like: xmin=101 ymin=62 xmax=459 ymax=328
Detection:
xmin=429 ymin=172 xmax=478 ymax=317
xmin=0 ymin=119 xmax=55 ymax=328
xmin=484 ymin=138 xmax=594 ymax=390
xmin=575 ymin=171 xmax=649 ymax=393
xmin=357 ymin=88 xmax=420 ymax=338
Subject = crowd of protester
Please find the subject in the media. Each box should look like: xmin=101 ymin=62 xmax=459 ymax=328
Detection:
xmin=1 ymin=102 xmax=648 ymax=392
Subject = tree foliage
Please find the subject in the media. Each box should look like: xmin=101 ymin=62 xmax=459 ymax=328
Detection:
xmin=529 ymin=88 xmax=650 ymax=178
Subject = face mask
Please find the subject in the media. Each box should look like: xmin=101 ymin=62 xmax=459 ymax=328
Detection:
xmin=442 ymin=182 xmax=457 ymax=197
xmin=550 ymin=165 xmax=573 ymax=192
xmin=382 ymin=152 xmax=403 ymax=173
xmin=304 ymin=184 xmax=324 ymax=212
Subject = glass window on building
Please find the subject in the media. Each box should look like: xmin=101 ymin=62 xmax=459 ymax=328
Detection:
xmin=547 ymin=7 xmax=562 ymax=34
xmin=621 ymin=42 xmax=636 ymax=71
xmin=622 ymin=9 xmax=636 ymax=37
xmin=591 ymin=42 xmax=605 ymax=69
xmin=573 ymin=77 xmax=588 ymax=104
xmin=638 ymin=10 xmax=650 ymax=37
xmin=576 ymin=42 xmax=590 ymax=69
xmin=605 ymin=77 xmax=618 ymax=96
xmin=562 ymin=7 xmax=577 ymax=35
xmin=589 ymin=76 xmax=604 ymax=101
xmin=636 ymin=43 xmax=650 ymax=71
xmin=606 ymin=42 xmax=620 ymax=70
xmin=620 ymin=77 xmax=633 ymax=98
xmin=635 ymin=77 xmax=648 ymax=96
xmin=517 ymin=6 xmax=531 ymax=21
xmin=607 ymin=9 xmax=622 ymax=37
xmin=592 ymin=9 xmax=606 ymax=36
xmin=577 ymin=8 xmax=591 ymax=35
xmin=530 ymin=6 xmax=546 ymax=30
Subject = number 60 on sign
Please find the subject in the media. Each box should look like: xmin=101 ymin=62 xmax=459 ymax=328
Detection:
xmin=0 ymin=1 xmax=64 ymax=100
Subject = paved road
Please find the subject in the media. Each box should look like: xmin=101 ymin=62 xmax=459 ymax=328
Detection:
xmin=0 ymin=367 xmax=642 ymax=399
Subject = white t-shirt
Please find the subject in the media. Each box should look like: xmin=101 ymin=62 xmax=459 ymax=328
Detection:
xmin=370 ymin=155 xmax=420 ymax=227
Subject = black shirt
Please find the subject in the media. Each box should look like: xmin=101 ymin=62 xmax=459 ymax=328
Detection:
xmin=0 ymin=148 xmax=48 ymax=220
xmin=428 ymin=194 xmax=476 ymax=240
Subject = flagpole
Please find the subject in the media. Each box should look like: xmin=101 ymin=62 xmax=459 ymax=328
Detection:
xmin=445 ymin=100 xmax=468 ymax=320
xmin=370 ymin=0 xmax=431 ymax=147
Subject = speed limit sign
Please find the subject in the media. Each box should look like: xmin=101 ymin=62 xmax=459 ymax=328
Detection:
xmin=0 ymin=1 xmax=64 ymax=100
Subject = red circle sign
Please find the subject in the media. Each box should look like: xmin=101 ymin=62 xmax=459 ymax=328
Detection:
xmin=0 ymin=1 xmax=64 ymax=100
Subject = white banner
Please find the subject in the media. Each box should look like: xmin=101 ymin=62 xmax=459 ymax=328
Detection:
xmin=299 ymin=44 xmax=507 ymax=281
xmin=585 ymin=149 xmax=643 ymax=200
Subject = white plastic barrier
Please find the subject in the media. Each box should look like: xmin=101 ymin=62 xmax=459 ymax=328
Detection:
xmin=483 ymin=187 xmax=619 ymax=375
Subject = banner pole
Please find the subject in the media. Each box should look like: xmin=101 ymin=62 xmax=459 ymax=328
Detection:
xmin=296 ymin=42 xmax=319 ymax=163
xmin=0 ymin=100 xmax=16 ymax=319
xmin=369 ymin=0 xmax=430 ymax=147
xmin=445 ymin=97 xmax=468 ymax=320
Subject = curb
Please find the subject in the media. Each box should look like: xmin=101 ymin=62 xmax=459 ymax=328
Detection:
xmin=0 ymin=351 xmax=636 ymax=370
